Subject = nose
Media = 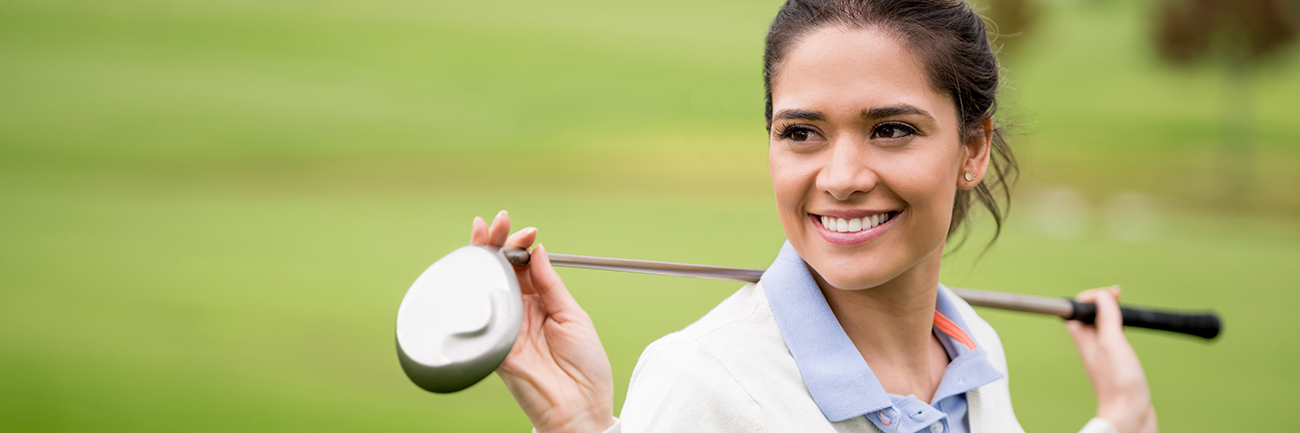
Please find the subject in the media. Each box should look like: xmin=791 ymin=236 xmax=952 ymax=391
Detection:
xmin=817 ymin=137 xmax=878 ymax=201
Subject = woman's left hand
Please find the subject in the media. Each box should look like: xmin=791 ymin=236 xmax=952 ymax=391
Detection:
xmin=1065 ymin=286 xmax=1158 ymax=433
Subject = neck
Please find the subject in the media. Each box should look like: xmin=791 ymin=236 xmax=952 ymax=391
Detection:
xmin=811 ymin=245 xmax=945 ymax=398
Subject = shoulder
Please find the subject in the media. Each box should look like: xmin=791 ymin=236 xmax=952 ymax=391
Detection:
xmin=628 ymin=282 xmax=788 ymax=387
xmin=941 ymin=286 xmax=1026 ymax=433
xmin=634 ymin=283 xmax=791 ymax=377
xmin=647 ymin=282 xmax=776 ymax=345
xmin=940 ymin=285 xmax=1009 ymax=372
xmin=619 ymin=283 xmax=798 ymax=432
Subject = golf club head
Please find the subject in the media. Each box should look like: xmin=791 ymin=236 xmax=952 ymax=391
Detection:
xmin=395 ymin=245 xmax=522 ymax=393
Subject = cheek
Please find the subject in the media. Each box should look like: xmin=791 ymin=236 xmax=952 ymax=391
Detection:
xmin=888 ymin=154 xmax=959 ymax=239
xmin=768 ymin=148 xmax=813 ymax=228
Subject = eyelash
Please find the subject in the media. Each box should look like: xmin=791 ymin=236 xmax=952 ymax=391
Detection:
xmin=871 ymin=122 xmax=918 ymax=139
xmin=772 ymin=122 xmax=918 ymax=141
xmin=774 ymin=124 xmax=818 ymax=141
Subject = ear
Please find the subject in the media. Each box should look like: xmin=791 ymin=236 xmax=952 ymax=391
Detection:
xmin=958 ymin=118 xmax=994 ymax=190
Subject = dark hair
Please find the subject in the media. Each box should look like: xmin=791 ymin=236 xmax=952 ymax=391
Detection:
xmin=763 ymin=0 xmax=1018 ymax=249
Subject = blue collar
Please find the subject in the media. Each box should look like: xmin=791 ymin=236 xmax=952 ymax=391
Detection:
xmin=760 ymin=241 xmax=1004 ymax=423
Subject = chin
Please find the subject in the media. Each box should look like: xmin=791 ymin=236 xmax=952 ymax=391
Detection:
xmin=804 ymin=252 xmax=899 ymax=291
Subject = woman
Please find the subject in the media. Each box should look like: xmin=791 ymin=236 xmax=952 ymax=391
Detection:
xmin=469 ymin=1 xmax=1158 ymax=432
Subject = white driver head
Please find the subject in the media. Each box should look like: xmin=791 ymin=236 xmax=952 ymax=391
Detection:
xmin=395 ymin=245 xmax=523 ymax=393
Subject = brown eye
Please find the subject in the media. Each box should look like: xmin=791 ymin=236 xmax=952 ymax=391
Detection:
xmin=872 ymin=123 xmax=916 ymax=139
xmin=778 ymin=126 xmax=818 ymax=142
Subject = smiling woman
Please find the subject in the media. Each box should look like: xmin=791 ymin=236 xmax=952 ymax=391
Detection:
xmin=469 ymin=1 xmax=1156 ymax=433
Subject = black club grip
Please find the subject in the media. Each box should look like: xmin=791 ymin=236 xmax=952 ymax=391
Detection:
xmin=1067 ymin=299 xmax=1221 ymax=340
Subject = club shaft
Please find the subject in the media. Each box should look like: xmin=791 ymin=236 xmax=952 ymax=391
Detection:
xmin=500 ymin=247 xmax=1220 ymax=339
xmin=545 ymin=252 xmax=767 ymax=284
xmin=504 ymin=248 xmax=1071 ymax=316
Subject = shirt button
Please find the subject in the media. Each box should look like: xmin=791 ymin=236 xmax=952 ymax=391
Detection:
xmin=929 ymin=422 xmax=945 ymax=433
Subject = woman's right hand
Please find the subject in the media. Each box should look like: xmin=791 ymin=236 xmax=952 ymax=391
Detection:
xmin=1065 ymin=286 xmax=1158 ymax=433
xmin=471 ymin=211 xmax=616 ymax=433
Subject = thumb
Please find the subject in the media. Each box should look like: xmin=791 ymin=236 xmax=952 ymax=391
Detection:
xmin=529 ymin=244 xmax=584 ymax=318
xmin=1065 ymin=319 xmax=1099 ymax=360
xmin=1093 ymin=285 xmax=1125 ymax=340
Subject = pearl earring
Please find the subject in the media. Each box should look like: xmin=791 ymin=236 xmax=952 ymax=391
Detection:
xmin=964 ymin=170 xmax=976 ymax=182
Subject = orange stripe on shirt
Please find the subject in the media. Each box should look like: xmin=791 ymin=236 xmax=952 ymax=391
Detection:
xmin=933 ymin=310 xmax=978 ymax=350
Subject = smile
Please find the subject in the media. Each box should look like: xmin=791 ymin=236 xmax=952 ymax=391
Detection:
xmin=808 ymin=211 xmax=900 ymax=246
xmin=817 ymin=213 xmax=893 ymax=233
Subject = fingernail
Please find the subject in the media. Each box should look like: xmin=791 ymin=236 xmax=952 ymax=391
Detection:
xmin=473 ymin=216 xmax=484 ymax=224
xmin=509 ymin=228 xmax=536 ymax=240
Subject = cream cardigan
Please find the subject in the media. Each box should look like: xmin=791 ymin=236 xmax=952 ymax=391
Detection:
xmin=592 ymin=283 xmax=1119 ymax=433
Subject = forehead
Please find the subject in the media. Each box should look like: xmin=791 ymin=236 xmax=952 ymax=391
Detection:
xmin=771 ymin=26 xmax=953 ymax=120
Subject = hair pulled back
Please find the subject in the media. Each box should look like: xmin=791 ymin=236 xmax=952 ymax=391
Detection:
xmin=763 ymin=0 xmax=1018 ymax=248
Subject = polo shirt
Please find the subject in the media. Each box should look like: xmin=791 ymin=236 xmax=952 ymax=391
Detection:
xmin=761 ymin=241 xmax=1004 ymax=433
xmin=598 ymin=241 xmax=1116 ymax=433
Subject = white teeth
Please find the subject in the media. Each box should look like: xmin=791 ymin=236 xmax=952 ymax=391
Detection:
xmin=819 ymin=213 xmax=892 ymax=233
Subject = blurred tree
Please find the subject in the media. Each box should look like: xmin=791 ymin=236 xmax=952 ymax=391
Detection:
xmin=1155 ymin=0 xmax=1298 ymax=204
xmin=981 ymin=0 xmax=1040 ymax=59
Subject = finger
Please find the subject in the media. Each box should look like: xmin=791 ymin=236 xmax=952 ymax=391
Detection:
xmin=1064 ymin=319 xmax=1098 ymax=356
xmin=1072 ymin=287 xmax=1115 ymax=326
xmin=470 ymin=216 xmax=489 ymax=245
xmin=505 ymin=228 xmax=539 ymax=293
xmin=1066 ymin=288 xmax=1105 ymax=353
xmin=1074 ymin=288 xmax=1103 ymax=304
xmin=1064 ymin=319 xmax=1090 ymax=339
xmin=505 ymin=227 xmax=538 ymax=251
xmin=1093 ymin=285 xmax=1125 ymax=339
xmin=1071 ymin=288 xmax=1102 ymax=327
xmin=529 ymin=244 xmax=584 ymax=317
xmin=1140 ymin=407 xmax=1158 ymax=433
xmin=488 ymin=210 xmax=511 ymax=246
xmin=516 ymin=263 xmax=539 ymax=296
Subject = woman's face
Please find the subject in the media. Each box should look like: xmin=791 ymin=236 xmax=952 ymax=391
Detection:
xmin=768 ymin=26 xmax=986 ymax=291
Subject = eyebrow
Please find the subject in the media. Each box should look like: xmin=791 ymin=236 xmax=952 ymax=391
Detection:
xmin=862 ymin=105 xmax=933 ymax=120
xmin=773 ymin=109 xmax=826 ymax=121
xmin=772 ymin=105 xmax=934 ymax=122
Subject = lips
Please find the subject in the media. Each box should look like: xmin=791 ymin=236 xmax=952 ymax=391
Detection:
xmin=818 ymin=213 xmax=893 ymax=233
xmin=809 ymin=211 xmax=900 ymax=246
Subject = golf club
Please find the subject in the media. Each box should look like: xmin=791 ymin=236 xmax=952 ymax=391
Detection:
xmin=397 ymin=245 xmax=1221 ymax=394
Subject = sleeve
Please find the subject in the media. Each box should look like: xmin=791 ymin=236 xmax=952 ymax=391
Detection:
xmin=1079 ymin=417 xmax=1120 ymax=433
xmin=617 ymin=340 xmax=764 ymax=433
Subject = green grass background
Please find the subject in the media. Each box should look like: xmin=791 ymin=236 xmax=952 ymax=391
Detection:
xmin=1 ymin=0 xmax=1297 ymax=431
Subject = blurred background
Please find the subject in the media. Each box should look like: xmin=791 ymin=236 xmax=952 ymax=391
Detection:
xmin=1 ymin=0 xmax=1297 ymax=431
